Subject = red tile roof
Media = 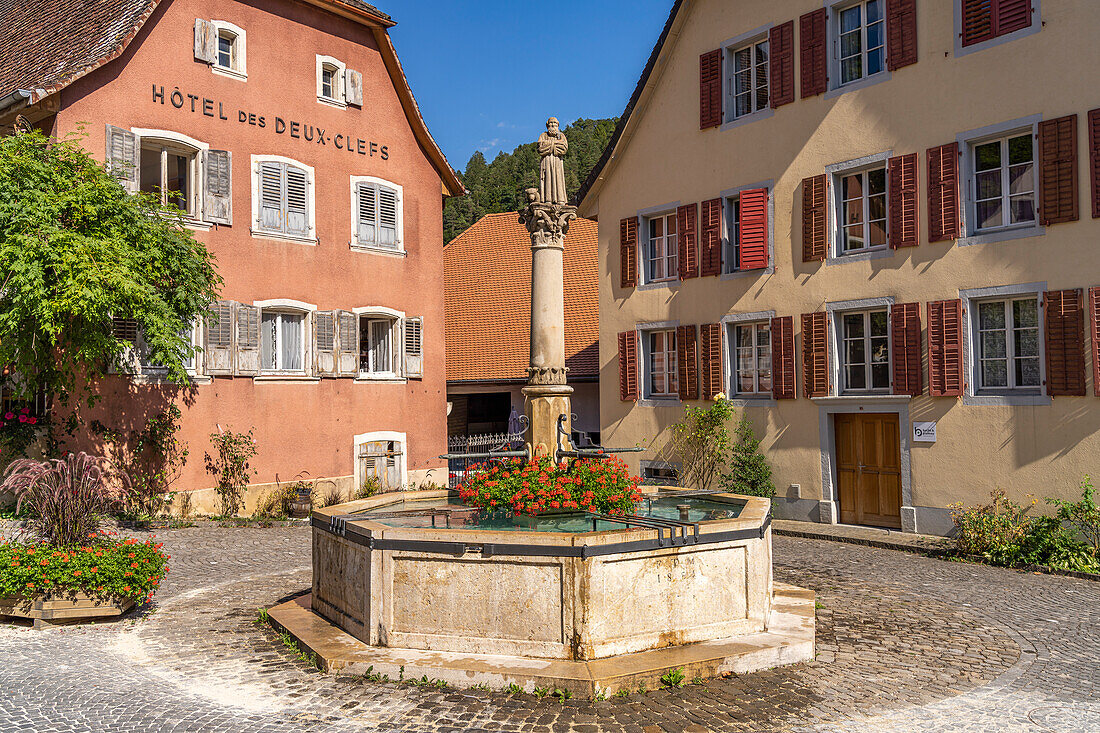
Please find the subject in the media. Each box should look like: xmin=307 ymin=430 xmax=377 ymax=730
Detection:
xmin=444 ymin=213 xmax=598 ymax=383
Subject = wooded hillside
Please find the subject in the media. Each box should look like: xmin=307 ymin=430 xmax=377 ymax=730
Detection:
xmin=443 ymin=117 xmax=617 ymax=243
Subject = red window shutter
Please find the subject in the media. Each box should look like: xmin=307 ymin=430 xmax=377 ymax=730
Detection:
xmin=699 ymin=49 xmax=723 ymax=129
xmin=1038 ymin=114 xmax=1079 ymax=226
xmin=799 ymin=9 xmax=828 ymax=98
xmin=1089 ymin=109 xmax=1100 ymax=219
xmin=700 ymin=323 xmax=723 ymax=400
xmin=891 ymin=302 xmax=922 ymax=396
xmin=927 ymin=143 xmax=960 ymax=243
xmin=801 ymin=312 xmax=828 ymax=398
xmin=676 ymin=325 xmax=699 ymax=401
xmin=961 ymin=0 xmax=994 ymax=46
xmin=619 ymin=217 xmax=637 ymax=288
xmin=677 ymin=203 xmax=699 ymax=280
xmin=771 ymin=316 xmax=795 ymax=399
xmin=994 ymin=0 xmax=1033 ymax=36
xmin=885 ymin=0 xmax=918 ymax=70
xmin=888 ymin=153 xmax=919 ymax=248
xmin=700 ymin=198 xmax=723 ymax=276
xmin=769 ymin=21 xmax=795 ymax=108
xmin=1091 ymin=287 xmax=1100 ymax=396
xmin=1044 ymin=289 xmax=1086 ymax=396
xmin=801 ymin=174 xmax=827 ymax=261
xmin=618 ymin=330 xmax=639 ymax=401
xmin=738 ymin=188 xmax=769 ymax=270
xmin=927 ymin=299 xmax=964 ymax=397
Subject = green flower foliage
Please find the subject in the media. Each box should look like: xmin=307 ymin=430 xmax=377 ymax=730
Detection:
xmin=0 ymin=130 xmax=221 ymax=404
xmin=0 ymin=534 xmax=169 ymax=605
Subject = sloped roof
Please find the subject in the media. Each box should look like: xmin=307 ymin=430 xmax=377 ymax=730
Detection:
xmin=0 ymin=0 xmax=462 ymax=195
xmin=444 ymin=213 xmax=599 ymax=383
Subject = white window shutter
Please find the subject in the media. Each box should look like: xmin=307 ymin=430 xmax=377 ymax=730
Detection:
xmin=235 ymin=303 xmax=261 ymax=376
xmin=336 ymin=311 xmax=359 ymax=376
xmin=203 ymin=149 xmax=232 ymax=225
xmin=403 ymin=316 xmax=423 ymax=378
xmin=356 ymin=182 xmax=377 ymax=246
xmin=345 ymin=69 xmax=364 ymax=106
xmin=285 ymin=166 xmax=309 ymax=236
xmin=313 ymin=310 xmax=337 ymax=377
xmin=258 ymin=161 xmax=283 ymax=232
xmin=194 ymin=19 xmax=217 ymax=63
xmin=204 ymin=301 xmax=235 ymax=375
xmin=105 ymin=124 xmax=138 ymax=193
xmin=378 ymin=187 xmax=399 ymax=247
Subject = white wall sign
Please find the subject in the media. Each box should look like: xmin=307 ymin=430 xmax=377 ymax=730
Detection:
xmin=913 ymin=422 xmax=937 ymax=442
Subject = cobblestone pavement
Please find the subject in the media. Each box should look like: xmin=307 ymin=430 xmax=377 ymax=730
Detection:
xmin=1 ymin=525 xmax=1098 ymax=732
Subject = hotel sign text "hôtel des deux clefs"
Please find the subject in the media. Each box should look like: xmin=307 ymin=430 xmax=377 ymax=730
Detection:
xmin=151 ymin=84 xmax=390 ymax=160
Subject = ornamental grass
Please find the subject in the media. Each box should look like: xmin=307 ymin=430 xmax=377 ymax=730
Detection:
xmin=458 ymin=456 xmax=643 ymax=517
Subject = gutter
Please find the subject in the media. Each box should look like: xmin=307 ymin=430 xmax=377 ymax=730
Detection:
xmin=0 ymin=90 xmax=33 ymax=115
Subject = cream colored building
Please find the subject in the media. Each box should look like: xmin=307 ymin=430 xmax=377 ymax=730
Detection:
xmin=578 ymin=0 xmax=1100 ymax=535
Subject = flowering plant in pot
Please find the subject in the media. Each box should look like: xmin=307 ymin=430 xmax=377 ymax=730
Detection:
xmin=458 ymin=455 xmax=643 ymax=517
xmin=0 ymin=452 xmax=169 ymax=623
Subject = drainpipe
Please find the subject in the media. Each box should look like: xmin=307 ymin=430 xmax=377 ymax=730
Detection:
xmin=0 ymin=89 xmax=33 ymax=116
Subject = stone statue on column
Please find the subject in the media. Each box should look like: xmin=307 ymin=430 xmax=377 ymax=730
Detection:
xmin=518 ymin=117 xmax=578 ymax=457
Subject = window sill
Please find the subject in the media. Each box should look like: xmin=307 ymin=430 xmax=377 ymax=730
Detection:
xmin=185 ymin=219 xmax=214 ymax=232
xmin=957 ymin=224 xmax=1044 ymax=248
xmin=254 ymin=375 xmax=320 ymax=383
xmin=720 ymin=265 xmax=774 ymax=280
xmin=963 ymin=392 xmax=1050 ymax=407
xmin=826 ymin=247 xmax=892 ymax=266
xmin=212 ymin=65 xmax=247 ymax=82
xmin=825 ymin=71 xmax=891 ymax=100
xmin=720 ymin=108 xmax=774 ymax=131
xmin=726 ymin=395 xmax=776 ymax=407
xmin=637 ymin=279 xmax=680 ymax=292
xmin=638 ymin=397 xmax=681 ymax=408
xmin=811 ymin=394 xmax=911 ymax=404
xmin=317 ymin=96 xmax=347 ymax=109
xmin=355 ymin=375 xmax=407 ymax=384
xmin=250 ymin=230 xmax=317 ymax=246
xmin=351 ymin=243 xmax=407 ymax=258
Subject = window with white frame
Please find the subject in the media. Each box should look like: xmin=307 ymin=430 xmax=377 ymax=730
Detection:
xmin=316 ymin=56 xmax=346 ymax=105
xmin=970 ymin=132 xmax=1036 ymax=233
xmin=836 ymin=0 xmax=885 ymax=86
xmin=359 ymin=316 xmax=397 ymax=376
xmin=726 ymin=37 xmax=769 ymax=121
xmin=840 ymin=309 xmax=890 ymax=391
xmin=645 ymin=211 xmax=678 ymax=283
xmin=836 ymin=165 xmax=887 ymax=254
xmin=253 ymin=157 xmax=314 ymax=241
xmin=974 ymin=296 xmax=1041 ymax=392
xmin=352 ymin=178 xmax=402 ymax=250
xmin=113 ymin=319 xmax=201 ymax=377
xmin=644 ymin=329 xmax=678 ymax=398
xmin=723 ymin=196 xmax=741 ymax=273
xmin=211 ymin=21 xmax=246 ymax=78
xmin=260 ymin=310 xmax=306 ymax=373
xmin=140 ymin=139 xmax=198 ymax=216
xmin=729 ymin=321 xmax=772 ymax=396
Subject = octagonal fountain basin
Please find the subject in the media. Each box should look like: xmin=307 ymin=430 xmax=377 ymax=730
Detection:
xmin=279 ymin=486 xmax=814 ymax=696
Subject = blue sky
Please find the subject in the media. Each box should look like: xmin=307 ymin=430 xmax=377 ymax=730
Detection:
xmin=388 ymin=0 xmax=672 ymax=173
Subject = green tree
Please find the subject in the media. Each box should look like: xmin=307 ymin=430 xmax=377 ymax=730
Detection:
xmin=720 ymin=415 xmax=776 ymax=498
xmin=442 ymin=117 xmax=617 ymax=243
xmin=0 ymin=130 xmax=221 ymax=405
xmin=667 ymin=398 xmax=735 ymax=492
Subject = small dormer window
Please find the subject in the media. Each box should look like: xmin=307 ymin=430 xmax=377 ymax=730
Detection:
xmin=196 ymin=20 xmax=247 ymax=80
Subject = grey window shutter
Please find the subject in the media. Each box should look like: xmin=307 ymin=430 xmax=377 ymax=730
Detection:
xmin=403 ymin=316 xmax=423 ymax=379
xmin=194 ymin=19 xmax=217 ymax=63
xmin=235 ymin=304 xmax=261 ymax=376
xmin=109 ymin=318 xmax=139 ymax=374
xmin=356 ymin=182 xmax=377 ymax=245
xmin=337 ymin=310 xmax=359 ymax=376
xmin=378 ymin=187 xmax=399 ymax=247
xmin=204 ymin=300 xmax=235 ymax=375
xmin=345 ymin=69 xmax=364 ymax=106
xmin=105 ymin=124 xmax=138 ymax=193
xmin=285 ymin=166 xmax=309 ymax=237
xmin=203 ymin=149 xmax=232 ymax=225
xmin=258 ymin=161 xmax=284 ymax=232
xmin=314 ymin=310 xmax=337 ymax=377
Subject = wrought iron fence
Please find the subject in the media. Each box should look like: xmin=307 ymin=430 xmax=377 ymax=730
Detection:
xmin=445 ymin=431 xmax=526 ymax=489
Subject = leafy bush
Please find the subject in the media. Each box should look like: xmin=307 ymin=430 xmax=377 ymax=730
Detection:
xmin=92 ymin=405 xmax=188 ymax=518
xmin=253 ymin=483 xmax=295 ymax=520
xmin=1048 ymin=475 xmax=1100 ymax=556
xmin=459 ymin=456 xmax=642 ymax=516
xmin=0 ymin=534 xmax=169 ymax=605
xmin=355 ymin=475 xmax=383 ymax=500
xmin=667 ymin=396 xmax=735 ymax=491
xmin=950 ymin=490 xmax=1034 ymax=565
xmin=315 ymin=482 xmax=345 ymax=508
xmin=1 ymin=452 xmax=127 ymax=546
xmin=720 ymin=415 xmax=776 ymax=498
xmin=204 ymin=428 xmax=257 ymax=517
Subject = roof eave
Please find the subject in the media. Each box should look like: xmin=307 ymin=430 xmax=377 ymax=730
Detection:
xmin=300 ymin=0 xmax=396 ymax=28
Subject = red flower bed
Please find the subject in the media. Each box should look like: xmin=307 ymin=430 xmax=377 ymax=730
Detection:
xmin=0 ymin=533 xmax=169 ymax=605
xmin=458 ymin=456 xmax=643 ymax=516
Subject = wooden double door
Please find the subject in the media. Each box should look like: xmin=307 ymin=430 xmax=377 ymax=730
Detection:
xmin=834 ymin=413 xmax=902 ymax=529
